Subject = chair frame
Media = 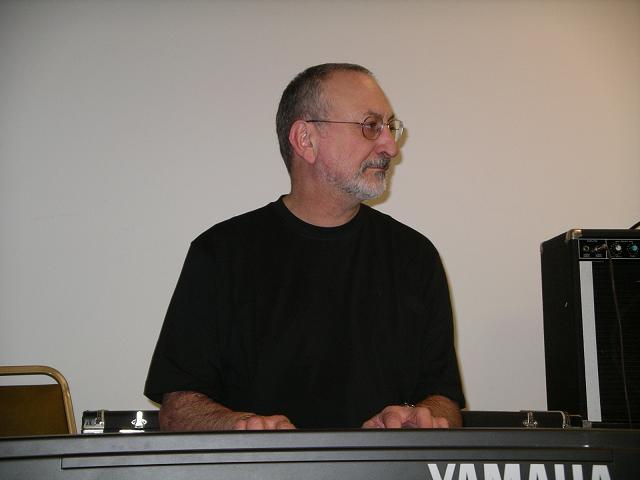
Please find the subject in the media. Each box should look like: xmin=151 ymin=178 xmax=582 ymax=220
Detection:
xmin=0 ymin=365 xmax=76 ymax=434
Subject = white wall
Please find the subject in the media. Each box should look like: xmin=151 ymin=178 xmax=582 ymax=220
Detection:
xmin=1 ymin=0 xmax=638 ymax=429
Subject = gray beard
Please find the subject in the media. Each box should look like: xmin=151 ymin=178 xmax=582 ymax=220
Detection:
xmin=324 ymin=156 xmax=390 ymax=201
xmin=341 ymin=169 xmax=388 ymax=200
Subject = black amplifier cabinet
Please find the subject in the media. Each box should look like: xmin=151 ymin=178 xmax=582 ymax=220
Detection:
xmin=541 ymin=229 xmax=640 ymax=426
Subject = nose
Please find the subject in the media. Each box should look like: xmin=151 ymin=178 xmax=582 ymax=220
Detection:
xmin=375 ymin=124 xmax=399 ymax=158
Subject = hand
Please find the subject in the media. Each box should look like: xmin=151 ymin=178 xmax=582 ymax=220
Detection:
xmin=362 ymin=404 xmax=450 ymax=429
xmin=229 ymin=412 xmax=296 ymax=430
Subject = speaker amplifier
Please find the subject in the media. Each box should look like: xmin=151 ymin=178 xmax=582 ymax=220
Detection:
xmin=541 ymin=229 xmax=639 ymax=427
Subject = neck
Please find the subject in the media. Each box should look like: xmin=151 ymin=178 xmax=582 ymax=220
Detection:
xmin=282 ymin=189 xmax=361 ymax=227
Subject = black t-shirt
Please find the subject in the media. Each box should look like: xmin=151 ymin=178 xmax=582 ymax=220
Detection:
xmin=144 ymin=198 xmax=465 ymax=428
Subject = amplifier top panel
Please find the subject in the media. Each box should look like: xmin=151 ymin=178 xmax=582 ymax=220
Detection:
xmin=578 ymin=238 xmax=640 ymax=260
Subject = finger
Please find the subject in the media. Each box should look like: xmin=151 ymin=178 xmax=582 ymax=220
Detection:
xmin=245 ymin=415 xmax=294 ymax=430
xmin=364 ymin=406 xmax=413 ymax=429
xmin=275 ymin=419 xmax=296 ymax=430
xmin=244 ymin=415 xmax=269 ymax=430
xmin=232 ymin=413 xmax=257 ymax=430
xmin=409 ymin=406 xmax=435 ymax=428
xmin=361 ymin=418 xmax=383 ymax=429
xmin=433 ymin=416 xmax=450 ymax=429
xmin=264 ymin=415 xmax=295 ymax=430
xmin=362 ymin=413 xmax=393 ymax=429
xmin=380 ymin=410 xmax=405 ymax=428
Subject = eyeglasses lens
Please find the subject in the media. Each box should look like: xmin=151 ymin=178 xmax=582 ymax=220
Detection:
xmin=360 ymin=117 xmax=380 ymax=140
xmin=389 ymin=120 xmax=403 ymax=142
xmin=361 ymin=117 xmax=403 ymax=142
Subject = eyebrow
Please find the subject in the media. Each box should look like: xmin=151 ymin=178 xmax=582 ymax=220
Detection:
xmin=364 ymin=110 xmax=396 ymax=121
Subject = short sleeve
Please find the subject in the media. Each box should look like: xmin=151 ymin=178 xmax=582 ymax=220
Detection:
xmin=144 ymin=240 xmax=223 ymax=404
xmin=411 ymin=249 xmax=466 ymax=408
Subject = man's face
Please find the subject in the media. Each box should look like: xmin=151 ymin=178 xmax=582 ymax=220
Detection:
xmin=313 ymin=71 xmax=399 ymax=201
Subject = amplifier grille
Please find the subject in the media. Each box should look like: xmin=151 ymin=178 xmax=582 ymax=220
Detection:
xmin=592 ymin=261 xmax=640 ymax=423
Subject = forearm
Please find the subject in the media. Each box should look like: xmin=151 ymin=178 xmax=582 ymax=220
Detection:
xmin=416 ymin=395 xmax=462 ymax=428
xmin=159 ymin=391 xmax=247 ymax=431
xmin=159 ymin=391 xmax=295 ymax=431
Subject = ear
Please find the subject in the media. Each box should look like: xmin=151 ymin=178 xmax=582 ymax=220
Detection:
xmin=288 ymin=120 xmax=317 ymax=165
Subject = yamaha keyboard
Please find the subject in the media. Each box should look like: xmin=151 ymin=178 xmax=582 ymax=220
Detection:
xmin=1 ymin=429 xmax=639 ymax=479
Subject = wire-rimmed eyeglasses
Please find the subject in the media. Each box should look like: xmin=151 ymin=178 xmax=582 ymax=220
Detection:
xmin=306 ymin=115 xmax=404 ymax=142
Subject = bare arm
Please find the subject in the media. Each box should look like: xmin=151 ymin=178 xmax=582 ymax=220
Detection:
xmin=362 ymin=395 xmax=462 ymax=429
xmin=159 ymin=391 xmax=295 ymax=431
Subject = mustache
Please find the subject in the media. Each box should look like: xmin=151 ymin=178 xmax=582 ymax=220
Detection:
xmin=361 ymin=156 xmax=391 ymax=171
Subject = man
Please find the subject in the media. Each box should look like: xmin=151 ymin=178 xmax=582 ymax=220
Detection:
xmin=144 ymin=63 xmax=465 ymax=430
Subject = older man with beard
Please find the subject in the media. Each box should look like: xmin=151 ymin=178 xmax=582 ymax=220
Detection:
xmin=144 ymin=63 xmax=465 ymax=431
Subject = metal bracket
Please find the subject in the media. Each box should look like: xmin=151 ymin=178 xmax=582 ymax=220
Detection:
xmin=522 ymin=411 xmax=538 ymax=428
